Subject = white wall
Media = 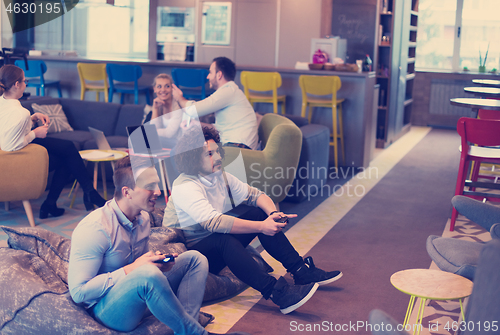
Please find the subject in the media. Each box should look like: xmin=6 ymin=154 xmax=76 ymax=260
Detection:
xmin=277 ymin=0 xmax=322 ymax=67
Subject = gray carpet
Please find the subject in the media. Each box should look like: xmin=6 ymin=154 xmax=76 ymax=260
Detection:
xmin=228 ymin=128 xmax=461 ymax=335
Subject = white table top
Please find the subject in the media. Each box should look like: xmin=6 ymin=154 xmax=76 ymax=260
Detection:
xmin=450 ymin=98 xmax=500 ymax=110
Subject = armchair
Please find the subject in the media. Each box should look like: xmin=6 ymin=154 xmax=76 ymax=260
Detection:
xmin=0 ymin=144 xmax=49 ymax=227
xmin=223 ymin=113 xmax=302 ymax=204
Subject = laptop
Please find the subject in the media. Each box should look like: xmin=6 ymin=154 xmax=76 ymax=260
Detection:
xmin=126 ymin=124 xmax=169 ymax=156
xmin=88 ymin=127 xmax=112 ymax=151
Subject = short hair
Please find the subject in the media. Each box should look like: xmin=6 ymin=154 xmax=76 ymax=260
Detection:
xmin=213 ymin=57 xmax=236 ymax=81
xmin=0 ymin=64 xmax=23 ymax=95
xmin=174 ymin=127 xmax=225 ymax=176
xmin=113 ymin=156 xmax=155 ymax=199
xmin=113 ymin=156 xmax=135 ymax=200
xmin=152 ymin=73 xmax=172 ymax=88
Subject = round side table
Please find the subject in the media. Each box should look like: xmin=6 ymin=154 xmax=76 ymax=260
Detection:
xmin=390 ymin=269 xmax=473 ymax=335
xmin=69 ymin=150 xmax=128 ymax=208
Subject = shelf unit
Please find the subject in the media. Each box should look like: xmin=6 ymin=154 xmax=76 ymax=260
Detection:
xmin=376 ymin=0 xmax=418 ymax=148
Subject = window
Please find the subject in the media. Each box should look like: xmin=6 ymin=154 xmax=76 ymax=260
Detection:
xmin=416 ymin=0 xmax=500 ymax=72
xmin=31 ymin=0 xmax=149 ymax=59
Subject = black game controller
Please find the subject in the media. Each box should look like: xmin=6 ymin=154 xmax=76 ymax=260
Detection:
xmin=153 ymin=255 xmax=175 ymax=264
xmin=274 ymin=215 xmax=289 ymax=224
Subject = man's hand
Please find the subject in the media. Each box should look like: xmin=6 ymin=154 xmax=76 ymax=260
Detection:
xmin=260 ymin=213 xmax=297 ymax=236
xmin=171 ymin=84 xmax=185 ymax=103
xmin=123 ymin=251 xmax=178 ymax=274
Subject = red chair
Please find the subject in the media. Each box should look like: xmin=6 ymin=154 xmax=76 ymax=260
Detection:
xmin=451 ymin=117 xmax=500 ymax=231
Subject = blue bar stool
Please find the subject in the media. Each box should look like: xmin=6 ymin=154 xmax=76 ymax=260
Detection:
xmin=106 ymin=63 xmax=151 ymax=105
xmin=14 ymin=60 xmax=62 ymax=97
xmin=171 ymin=68 xmax=209 ymax=100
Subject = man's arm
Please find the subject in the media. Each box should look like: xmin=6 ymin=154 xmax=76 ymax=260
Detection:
xmin=68 ymin=225 xmax=124 ymax=304
xmin=172 ymin=83 xmax=234 ymax=118
xmin=229 ymin=193 xmax=297 ymax=235
xmin=68 ymin=222 xmax=166 ymax=305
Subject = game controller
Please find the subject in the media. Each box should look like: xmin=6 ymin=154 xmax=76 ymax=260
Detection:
xmin=274 ymin=216 xmax=289 ymax=224
xmin=153 ymin=255 xmax=175 ymax=264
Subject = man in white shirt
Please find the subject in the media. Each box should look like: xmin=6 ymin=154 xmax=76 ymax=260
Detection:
xmin=163 ymin=127 xmax=343 ymax=314
xmin=172 ymin=57 xmax=259 ymax=150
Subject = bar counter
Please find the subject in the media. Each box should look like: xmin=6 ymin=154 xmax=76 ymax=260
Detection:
xmin=28 ymin=56 xmax=377 ymax=168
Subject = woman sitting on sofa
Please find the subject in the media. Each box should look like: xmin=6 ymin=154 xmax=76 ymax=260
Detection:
xmin=143 ymin=73 xmax=183 ymax=148
xmin=0 ymin=64 xmax=105 ymax=218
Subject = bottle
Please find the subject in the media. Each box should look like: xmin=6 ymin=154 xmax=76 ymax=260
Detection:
xmin=363 ymin=54 xmax=373 ymax=72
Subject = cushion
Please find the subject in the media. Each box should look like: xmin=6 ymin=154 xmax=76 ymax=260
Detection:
xmin=2 ymin=225 xmax=71 ymax=284
xmin=426 ymin=235 xmax=484 ymax=280
xmin=491 ymin=223 xmax=500 ymax=240
xmin=31 ymin=103 xmax=74 ymax=133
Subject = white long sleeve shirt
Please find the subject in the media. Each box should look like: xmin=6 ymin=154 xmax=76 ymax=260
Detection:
xmin=185 ymin=81 xmax=259 ymax=150
xmin=162 ymin=172 xmax=263 ymax=247
xmin=0 ymin=96 xmax=36 ymax=151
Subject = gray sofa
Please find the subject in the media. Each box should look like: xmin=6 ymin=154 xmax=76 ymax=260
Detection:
xmin=0 ymin=215 xmax=272 ymax=334
xmin=20 ymin=97 xmax=145 ymax=151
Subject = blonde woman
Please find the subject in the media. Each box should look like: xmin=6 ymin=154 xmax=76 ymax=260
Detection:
xmin=144 ymin=74 xmax=183 ymax=148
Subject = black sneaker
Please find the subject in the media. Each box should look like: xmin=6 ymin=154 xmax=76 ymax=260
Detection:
xmin=270 ymin=276 xmax=319 ymax=314
xmin=292 ymin=256 xmax=343 ymax=286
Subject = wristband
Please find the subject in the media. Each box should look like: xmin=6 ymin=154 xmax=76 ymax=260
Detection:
xmin=269 ymin=210 xmax=278 ymax=216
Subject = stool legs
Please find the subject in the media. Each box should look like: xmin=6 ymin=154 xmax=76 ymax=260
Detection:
xmin=337 ymin=102 xmax=345 ymax=164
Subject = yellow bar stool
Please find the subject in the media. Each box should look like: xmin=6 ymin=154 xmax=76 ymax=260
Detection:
xmin=77 ymin=62 xmax=109 ymax=102
xmin=299 ymin=75 xmax=345 ymax=168
xmin=240 ymin=71 xmax=286 ymax=115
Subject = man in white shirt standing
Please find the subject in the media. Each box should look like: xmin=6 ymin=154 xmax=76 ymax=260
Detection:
xmin=172 ymin=57 xmax=259 ymax=150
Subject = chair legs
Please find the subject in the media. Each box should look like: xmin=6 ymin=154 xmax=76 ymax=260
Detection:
xmin=450 ymin=156 xmax=469 ymax=231
xmin=22 ymin=200 xmax=36 ymax=227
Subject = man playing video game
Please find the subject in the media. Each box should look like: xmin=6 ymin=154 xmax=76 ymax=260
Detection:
xmin=68 ymin=156 xmax=213 ymax=334
xmin=163 ymin=127 xmax=343 ymax=314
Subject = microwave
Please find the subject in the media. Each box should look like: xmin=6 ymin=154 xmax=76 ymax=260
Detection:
xmin=157 ymin=7 xmax=195 ymax=35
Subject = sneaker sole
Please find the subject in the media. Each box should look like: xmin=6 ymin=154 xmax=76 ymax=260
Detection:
xmin=280 ymin=283 xmax=319 ymax=314
xmin=317 ymin=271 xmax=343 ymax=286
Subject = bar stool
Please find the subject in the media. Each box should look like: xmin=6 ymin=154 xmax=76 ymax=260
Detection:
xmin=107 ymin=63 xmax=151 ymax=105
xmin=77 ymin=62 xmax=109 ymax=102
xmin=240 ymin=71 xmax=286 ymax=114
xmin=171 ymin=68 xmax=209 ymax=101
xmin=14 ymin=60 xmax=62 ymax=97
xmin=299 ymin=75 xmax=345 ymax=168
xmin=450 ymin=117 xmax=500 ymax=231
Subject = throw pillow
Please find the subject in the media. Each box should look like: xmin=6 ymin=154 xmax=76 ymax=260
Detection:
xmin=31 ymin=103 xmax=74 ymax=133
xmin=1 ymin=226 xmax=71 ymax=284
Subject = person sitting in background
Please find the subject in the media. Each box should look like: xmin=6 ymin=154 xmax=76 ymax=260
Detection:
xmin=163 ymin=126 xmax=343 ymax=314
xmin=426 ymin=195 xmax=500 ymax=280
xmin=172 ymin=57 xmax=259 ymax=150
xmin=0 ymin=64 xmax=105 ymax=218
xmin=143 ymin=73 xmax=183 ymax=149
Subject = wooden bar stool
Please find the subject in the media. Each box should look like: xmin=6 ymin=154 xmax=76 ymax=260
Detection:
xmin=241 ymin=71 xmax=286 ymax=115
xmin=299 ymin=75 xmax=345 ymax=168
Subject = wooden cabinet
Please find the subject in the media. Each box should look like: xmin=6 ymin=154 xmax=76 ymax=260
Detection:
xmin=376 ymin=0 xmax=418 ymax=148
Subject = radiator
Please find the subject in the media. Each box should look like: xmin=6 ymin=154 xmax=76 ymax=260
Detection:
xmin=429 ymin=79 xmax=475 ymax=117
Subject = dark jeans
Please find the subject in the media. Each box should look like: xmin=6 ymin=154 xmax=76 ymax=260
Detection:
xmin=189 ymin=207 xmax=304 ymax=299
xmin=33 ymin=137 xmax=93 ymax=204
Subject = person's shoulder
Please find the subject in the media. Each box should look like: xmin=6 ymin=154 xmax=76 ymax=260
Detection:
xmin=173 ymin=173 xmax=199 ymax=185
xmin=73 ymin=204 xmax=114 ymax=238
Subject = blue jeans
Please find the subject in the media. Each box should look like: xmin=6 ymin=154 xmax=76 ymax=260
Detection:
xmin=92 ymin=250 xmax=209 ymax=334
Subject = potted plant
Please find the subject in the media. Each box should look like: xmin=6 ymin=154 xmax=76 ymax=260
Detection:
xmin=479 ymin=43 xmax=489 ymax=73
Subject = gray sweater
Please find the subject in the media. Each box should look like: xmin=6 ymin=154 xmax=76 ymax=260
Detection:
xmin=162 ymin=172 xmax=263 ymax=246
